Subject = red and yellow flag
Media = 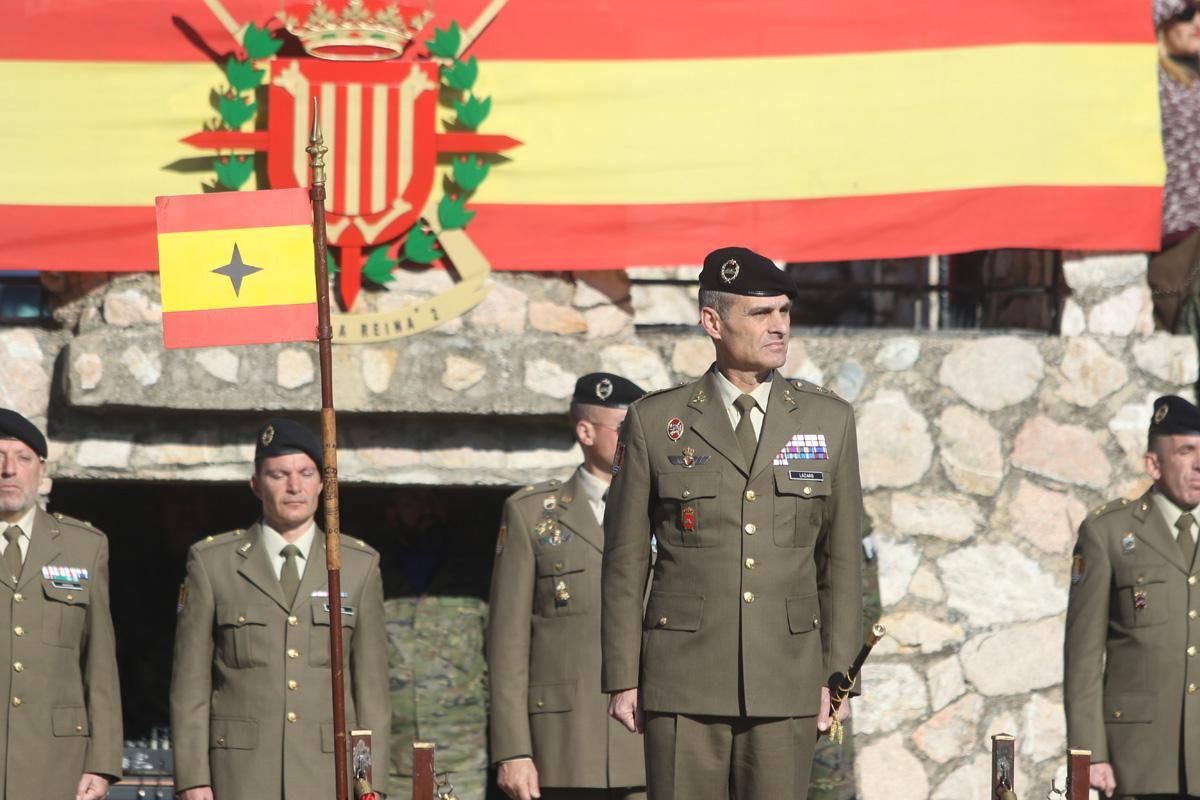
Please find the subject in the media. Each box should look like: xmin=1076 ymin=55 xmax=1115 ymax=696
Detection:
xmin=155 ymin=188 xmax=316 ymax=348
xmin=2 ymin=0 xmax=1165 ymax=271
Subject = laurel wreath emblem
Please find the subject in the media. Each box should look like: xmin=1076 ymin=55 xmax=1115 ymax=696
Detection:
xmin=202 ymin=19 xmax=493 ymax=294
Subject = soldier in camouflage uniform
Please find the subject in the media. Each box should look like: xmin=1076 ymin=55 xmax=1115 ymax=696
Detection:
xmin=384 ymin=489 xmax=492 ymax=800
xmin=806 ymin=514 xmax=882 ymax=800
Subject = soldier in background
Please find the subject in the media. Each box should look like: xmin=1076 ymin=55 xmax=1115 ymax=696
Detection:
xmin=807 ymin=514 xmax=882 ymax=800
xmin=489 ymin=373 xmax=647 ymax=800
xmin=384 ymin=487 xmax=491 ymax=800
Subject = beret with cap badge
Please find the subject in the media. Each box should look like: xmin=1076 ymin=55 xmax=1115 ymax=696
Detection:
xmin=1149 ymin=394 xmax=1200 ymax=437
xmin=255 ymin=418 xmax=324 ymax=471
xmin=698 ymin=246 xmax=796 ymax=298
xmin=0 ymin=408 xmax=47 ymax=459
xmin=572 ymin=373 xmax=645 ymax=409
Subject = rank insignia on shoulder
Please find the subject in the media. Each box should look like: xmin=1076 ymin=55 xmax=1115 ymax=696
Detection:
xmin=1071 ymin=553 xmax=1085 ymax=584
xmin=1121 ymin=532 xmax=1136 ymax=554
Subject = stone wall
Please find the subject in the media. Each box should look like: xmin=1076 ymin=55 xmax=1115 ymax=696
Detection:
xmin=0 ymin=253 xmax=1194 ymax=797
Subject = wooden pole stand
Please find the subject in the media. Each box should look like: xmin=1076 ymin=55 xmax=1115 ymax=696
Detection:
xmin=1066 ymin=748 xmax=1091 ymax=800
xmin=991 ymin=733 xmax=1016 ymax=799
xmin=413 ymin=742 xmax=436 ymax=800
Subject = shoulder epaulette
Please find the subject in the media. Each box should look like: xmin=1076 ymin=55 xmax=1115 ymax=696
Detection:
xmin=787 ymin=378 xmax=848 ymax=404
xmin=1090 ymin=498 xmax=1131 ymax=519
xmin=340 ymin=534 xmax=378 ymax=555
xmin=193 ymin=529 xmax=246 ymax=550
xmin=511 ymin=478 xmax=563 ymax=500
xmin=50 ymin=512 xmax=103 ymax=536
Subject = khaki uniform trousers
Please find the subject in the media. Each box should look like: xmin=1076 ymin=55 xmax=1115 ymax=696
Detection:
xmin=644 ymin=712 xmax=817 ymax=800
xmin=540 ymin=789 xmax=647 ymax=800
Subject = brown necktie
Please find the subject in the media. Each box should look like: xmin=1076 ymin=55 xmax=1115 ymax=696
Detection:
xmin=733 ymin=394 xmax=759 ymax=464
xmin=1177 ymin=513 xmax=1196 ymax=569
xmin=3 ymin=526 xmax=23 ymax=582
xmin=280 ymin=544 xmax=302 ymax=606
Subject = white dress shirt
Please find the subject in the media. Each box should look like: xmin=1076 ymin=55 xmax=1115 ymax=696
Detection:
xmin=575 ymin=466 xmax=609 ymax=525
xmin=1152 ymin=489 xmax=1198 ymax=543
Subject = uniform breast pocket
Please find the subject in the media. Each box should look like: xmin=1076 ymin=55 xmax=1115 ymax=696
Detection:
xmin=215 ymin=604 xmax=272 ymax=668
xmin=309 ymin=600 xmax=358 ymax=667
xmin=535 ymin=552 xmax=587 ymax=617
xmin=773 ymin=470 xmax=830 ymax=548
xmin=41 ymin=580 xmax=90 ymax=648
xmin=1114 ymin=566 xmax=1169 ymax=627
xmin=656 ymin=471 xmax=721 ymax=547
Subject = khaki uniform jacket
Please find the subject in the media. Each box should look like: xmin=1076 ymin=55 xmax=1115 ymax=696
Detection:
xmin=0 ymin=508 xmax=122 ymax=798
xmin=1064 ymin=490 xmax=1200 ymax=796
xmin=170 ymin=524 xmax=390 ymax=800
xmin=488 ymin=471 xmax=646 ymax=789
xmin=602 ymin=371 xmax=864 ymax=718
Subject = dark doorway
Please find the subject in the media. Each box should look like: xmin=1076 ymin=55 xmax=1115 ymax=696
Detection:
xmin=46 ymin=480 xmax=510 ymax=741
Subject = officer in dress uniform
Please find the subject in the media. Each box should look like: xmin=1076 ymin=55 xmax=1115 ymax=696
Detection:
xmin=170 ymin=419 xmax=390 ymax=800
xmin=1065 ymin=395 xmax=1200 ymax=799
xmin=0 ymin=409 xmax=122 ymax=800
xmin=602 ymin=248 xmax=864 ymax=800
xmin=488 ymin=373 xmax=648 ymax=800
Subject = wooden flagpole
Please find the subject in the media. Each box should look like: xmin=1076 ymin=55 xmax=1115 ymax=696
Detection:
xmin=306 ymin=99 xmax=350 ymax=800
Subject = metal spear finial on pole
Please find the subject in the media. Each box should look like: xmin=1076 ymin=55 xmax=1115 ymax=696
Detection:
xmin=307 ymin=96 xmax=350 ymax=800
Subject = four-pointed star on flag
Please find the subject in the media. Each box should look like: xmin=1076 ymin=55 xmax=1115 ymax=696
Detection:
xmin=212 ymin=243 xmax=263 ymax=296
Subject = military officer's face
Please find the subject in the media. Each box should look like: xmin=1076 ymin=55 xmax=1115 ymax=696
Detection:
xmin=0 ymin=438 xmax=43 ymax=521
xmin=577 ymin=404 xmax=629 ymax=475
xmin=1146 ymin=433 xmax=1200 ymax=508
xmin=703 ymin=293 xmax=791 ymax=373
xmin=251 ymin=452 xmax=322 ymax=531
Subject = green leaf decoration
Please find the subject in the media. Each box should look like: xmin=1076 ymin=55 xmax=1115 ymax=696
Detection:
xmin=443 ymin=55 xmax=478 ymax=92
xmin=226 ymin=56 xmax=265 ymax=93
xmin=213 ymin=156 xmax=254 ymax=189
xmin=327 ymin=251 xmax=339 ymax=275
xmin=403 ymin=226 xmax=442 ymax=264
xmin=452 ymin=156 xmax=490 ymax=192
xmin=438 ymin=194 xmax=476 ymax=230
xmin=362 ymin=247 xmax=398 ymax=284
xmin=218 ymin=94 xmax=257 ymax=129
xmin=426 ymin=22 xmax=462 ymax=59
xmin=453 ymin=93 xmax=491 ymax=130
xmin=243 ymin=23 xmax=283 ymax=60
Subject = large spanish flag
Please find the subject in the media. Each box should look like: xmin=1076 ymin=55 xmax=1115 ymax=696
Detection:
xmin=156 ymin=188 xmax=317 ymax=348
xmin=2 ymin=0 xmax=1164 ymax=272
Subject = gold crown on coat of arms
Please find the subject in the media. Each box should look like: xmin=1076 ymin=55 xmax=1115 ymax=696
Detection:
xmin=278 ymin=0 xmax=435 ymax=61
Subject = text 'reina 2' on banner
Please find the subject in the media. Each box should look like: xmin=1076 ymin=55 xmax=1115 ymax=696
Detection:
xmin=155 ymin=188 xmax=317 ymax=349
xmin=1 ymin=0 xmax=1164 ymax=276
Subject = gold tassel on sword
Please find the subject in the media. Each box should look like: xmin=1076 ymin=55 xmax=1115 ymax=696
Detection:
xmin=827 ymin=623 xmax=886 ymax=744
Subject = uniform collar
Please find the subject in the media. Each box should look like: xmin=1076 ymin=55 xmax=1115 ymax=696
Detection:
xmin=1151 ymin=487 xmax=1196 ymax=540
xmin=713 ymin=367 xmax=773 ymax=414
xmin=0 ymin=505 xmax=37 ymax=538
xmin=260 ymin=519 xmax=317 ymax=561
xmin=574 ymin=465 xmax=609 ymax=508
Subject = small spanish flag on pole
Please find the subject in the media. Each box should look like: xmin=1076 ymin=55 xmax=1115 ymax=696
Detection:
xmin=155 ymin=187 xmax=317 ymax=349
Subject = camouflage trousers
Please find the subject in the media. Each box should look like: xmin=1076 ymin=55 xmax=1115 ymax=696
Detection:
xmin=390 ymin=768 xmax=488 ymax=800
xmin=805 ymin=719 xmax=858 ymax=800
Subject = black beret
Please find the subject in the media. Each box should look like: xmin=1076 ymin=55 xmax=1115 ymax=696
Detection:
xmin=0 ymin=409 xmax=47 ymax=459
xmin=572 ymin=373 xmax=645 ymax=408
xmin=698 ymin=246 xmax=796 ymax=298
xmin=255 ymin=418 xmax=323 ymax=471
xmin=1150 ymin=395 xmax=1200 ymax=437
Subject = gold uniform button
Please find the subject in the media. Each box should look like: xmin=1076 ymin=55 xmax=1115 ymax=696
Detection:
xmin=12 ymin=662 xmax=21 ymax=673
xmin=75 ymin=725 xmax=83 ymax=733
xmin=744 ymin=523 xmax=756 ymax=535
xmin=237 ymin=615 xmax=246 ymax=624
xmin=743 ymin=591 xmax=755 ymax=603
xmin=1136 ymin=576 xmax=1145 ymax=585
xmin=1190 ymin=683 xmax=1199 ymax=695
xmin=658 ymin=617 xmax=668 ymax=627
xmin=535 ymin=700 xmax=544 ymax=709
xmin=1112 ymin=709 xmax=1122 ymax=719
xmin=217 ymin=737 xmax=226 ymax=746
xmin=12 ymin=593 xmax=21 ymax=603
xmin=287 ymin=616 xmax=298 ymax=626
xmin=554 ymin=562 xmax=564 ymax=571
xmin=287 ymin=648 xmax=299 ymax=659
xmin=745 ymin=558 xmax=756 ymax=569
xmin=13 ymin=627 xmax=23 ymax=637
xmin=1191 ymin=609 xmax=1199 ymax=619
xmin=813 ymin=617 xmax=821 ymax=628
xmin=65 ymin=594 xmax=73 ymax=601
xmin=1190 ymin=576 xmax=1198 ymax=586
xmin=287 ymin=712 xmax=297 ymax=722
xmin=682 ymin=489 xmax=692 ymax=498
xmin=1188 ymin=646 xmax=1197 ymax=656
xmin=288 ymin=680 xmax=298 ymax=690
xmin=802 ymin=486 xmax=812 ymax=496
xmin=745 ymin=490 xmax=756 ymax=502
xmin=10 ymin=697 xmax=19 ymax=707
